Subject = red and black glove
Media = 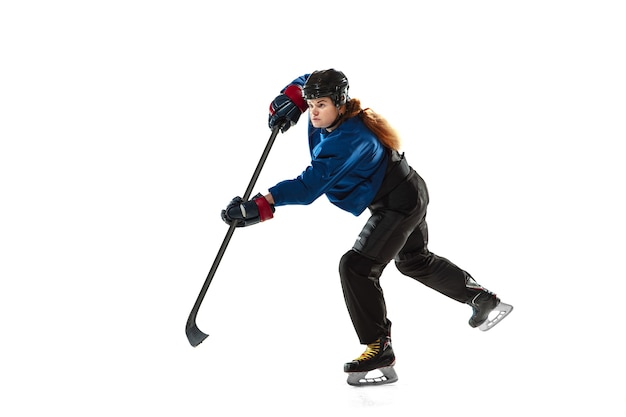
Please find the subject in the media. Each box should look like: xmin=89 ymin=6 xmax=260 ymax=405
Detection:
xmin=221 ymin=193 xmax=275 ymax=227
xmin=268 ymin=84 xmax=308 ymax=133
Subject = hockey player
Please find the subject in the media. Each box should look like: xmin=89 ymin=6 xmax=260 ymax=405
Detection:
xmin=221 ymin=69 xmax=512 ymax=386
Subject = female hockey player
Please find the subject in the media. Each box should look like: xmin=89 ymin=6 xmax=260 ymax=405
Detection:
xmin=221 ymin=69 xmax=512 ymax=386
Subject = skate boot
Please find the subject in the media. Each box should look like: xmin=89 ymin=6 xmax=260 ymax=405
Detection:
xmin=344 ymin=336 xmax=398 ymax=386
xmin=467 ymin=288 xmax=513 ymax=331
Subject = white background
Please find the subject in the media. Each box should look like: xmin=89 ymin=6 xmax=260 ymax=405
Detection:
xmin=1 ymin=1 xmax=624 ymax=415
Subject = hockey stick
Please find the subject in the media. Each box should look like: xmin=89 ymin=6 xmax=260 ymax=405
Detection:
xmin=185 ymin=124 xmax=283 ymax=347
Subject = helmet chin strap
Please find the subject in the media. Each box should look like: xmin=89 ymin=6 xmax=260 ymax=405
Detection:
xmin=326 ymin=112 xmax=344 ymax=131
xmin=325 ymin=100 xmax=348 ymax=131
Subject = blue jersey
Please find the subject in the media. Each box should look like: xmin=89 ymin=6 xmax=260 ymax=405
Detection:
xmin=269 ymin=113 xmax=388 ymax=216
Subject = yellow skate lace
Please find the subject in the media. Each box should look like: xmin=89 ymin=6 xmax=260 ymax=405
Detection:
xmin=354 ymin=339 xmax=381 ymax=362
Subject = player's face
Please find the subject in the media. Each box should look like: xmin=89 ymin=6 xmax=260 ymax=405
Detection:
xmin=307 ymin=97 xmax=340 ymax=130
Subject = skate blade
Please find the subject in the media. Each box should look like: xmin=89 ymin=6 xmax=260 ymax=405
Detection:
xmin=346 ymin=366 xmax=398 ymax=387
xmin=479 ymin=302 xmax=513 ymax=331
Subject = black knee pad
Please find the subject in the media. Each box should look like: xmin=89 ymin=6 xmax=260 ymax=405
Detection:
xmin=339 ymin=249 xmax=386 ymax=284
xmin=339 ymin=250 xmax=362 ymax=279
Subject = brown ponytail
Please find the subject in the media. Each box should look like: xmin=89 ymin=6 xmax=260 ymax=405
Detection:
xmin=343 ymin=98 xmax=401 ymax=151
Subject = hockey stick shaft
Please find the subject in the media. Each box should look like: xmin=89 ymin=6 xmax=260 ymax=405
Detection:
xmin=186 ymin=124 xmax=283 ymax=347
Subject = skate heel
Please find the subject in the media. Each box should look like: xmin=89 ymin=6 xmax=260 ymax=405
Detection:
xmin=478 ymin=302 xmax=513 ymax=331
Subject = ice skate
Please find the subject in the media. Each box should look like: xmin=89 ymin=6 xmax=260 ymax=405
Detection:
xmin=467 ymin=289 xmax=513 ymax=331
xmin=344 ymin=336 xmax=398 ymax=386
xmin=464 ymin=274 xmax=513 ymax=331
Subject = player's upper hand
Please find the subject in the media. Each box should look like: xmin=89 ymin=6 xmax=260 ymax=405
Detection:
xmin=268 ymin=84 xmax=308 ymax=133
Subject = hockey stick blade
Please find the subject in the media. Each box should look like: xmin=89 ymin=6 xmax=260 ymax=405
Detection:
xmin=186 ymin=320 xmax=209 ymax=347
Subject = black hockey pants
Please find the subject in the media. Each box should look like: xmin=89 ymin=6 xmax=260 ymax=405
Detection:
xmin=339 ymin=154 xmax=475 ymax=344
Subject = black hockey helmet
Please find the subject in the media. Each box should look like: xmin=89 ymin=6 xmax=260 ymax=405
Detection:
xmin=302 ymin=69 xmax=350 ymax=107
